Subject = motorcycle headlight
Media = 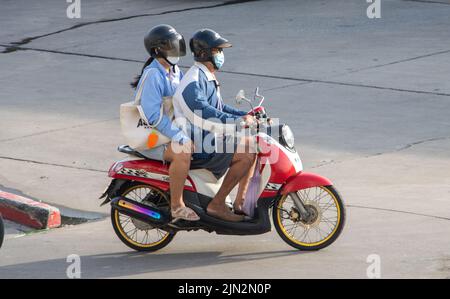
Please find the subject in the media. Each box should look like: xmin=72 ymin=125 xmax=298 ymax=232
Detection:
xmin=281 ymin=125 xmax=295 ymax=149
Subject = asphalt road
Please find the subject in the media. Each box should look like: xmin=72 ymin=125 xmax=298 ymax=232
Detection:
xmin=1 ymin=0 xmax=450 ymax=278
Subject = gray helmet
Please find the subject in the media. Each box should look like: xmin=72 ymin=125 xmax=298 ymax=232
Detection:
xmin=189 ymin=28 xmax=232 ymax=63
xmin=144 ymin=24 xmax=186 ymax=64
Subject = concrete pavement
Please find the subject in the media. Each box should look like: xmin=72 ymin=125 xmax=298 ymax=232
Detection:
xmin=0 ymin=0 xmax=450 ymax=278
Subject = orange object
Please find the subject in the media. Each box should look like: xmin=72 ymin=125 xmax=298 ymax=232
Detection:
xmin=147 ymin=130 xmax=159 ymax=148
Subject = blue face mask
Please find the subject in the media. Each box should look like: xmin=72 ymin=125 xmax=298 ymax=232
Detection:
xmin=213 ymin=51 xmax=225 ymax=69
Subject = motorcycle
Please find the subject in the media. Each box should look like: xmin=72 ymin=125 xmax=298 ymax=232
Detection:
xmin=99 ymin=88 xmax=346 ymax=252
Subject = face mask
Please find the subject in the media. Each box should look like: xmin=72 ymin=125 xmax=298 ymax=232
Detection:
xmin=166 ymin=56 xmax=180 ymax=65
xmin=213 ymin=51 xmax=225 ymax=69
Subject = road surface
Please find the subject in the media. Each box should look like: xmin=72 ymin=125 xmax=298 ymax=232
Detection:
xmin=0 ymin=0 xmax=450 ymax=278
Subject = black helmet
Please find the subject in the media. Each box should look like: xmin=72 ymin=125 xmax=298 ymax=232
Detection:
xmin=144 ymin=24 xmax=186 ymax=65
xmin=189 ymin=29 xmax=232 ymax=63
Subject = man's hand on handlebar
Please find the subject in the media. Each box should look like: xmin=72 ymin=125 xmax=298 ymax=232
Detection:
xmin=241 ymin=114 xmax=257 ymax=127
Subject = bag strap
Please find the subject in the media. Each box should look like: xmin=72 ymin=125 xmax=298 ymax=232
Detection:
xmin=134 ymin=70 xmax=150 ymax=105
xmin=136 ymin=105 xmax=164 ymax=128
xmin=134 ymin=69 xmax=165 ymax=128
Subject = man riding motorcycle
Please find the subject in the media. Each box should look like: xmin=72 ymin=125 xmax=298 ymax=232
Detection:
xmin=173 ymin=29 xmax=257 ymax=222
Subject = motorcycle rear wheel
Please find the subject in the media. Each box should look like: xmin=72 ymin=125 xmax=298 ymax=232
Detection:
xmin=110 ymin=182 xmax=175 ymax=252
xmin=273 ymin=185 xmax=345 ymax=251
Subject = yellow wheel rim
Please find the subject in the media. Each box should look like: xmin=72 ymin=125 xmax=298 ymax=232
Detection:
xmin=113 ymin=185 xmax=170 ymax=248
xmin=276 ymin=186 xmax=341 ymax=247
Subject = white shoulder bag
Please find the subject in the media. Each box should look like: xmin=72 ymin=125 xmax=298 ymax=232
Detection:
xmin=120 ymin=71 xmax=172 ymax=150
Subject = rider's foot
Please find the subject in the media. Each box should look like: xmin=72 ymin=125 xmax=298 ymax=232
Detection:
xmin=233 ymin=201 xmax=248 ymax=216
xmin=171 ymin=206 xmax=200 ymax=222
xmin=207 ymin=203 xmax=244 ymax=222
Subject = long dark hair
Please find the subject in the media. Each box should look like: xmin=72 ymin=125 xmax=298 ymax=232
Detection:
xmin=130 ymin=56 xmax=154 ymax=89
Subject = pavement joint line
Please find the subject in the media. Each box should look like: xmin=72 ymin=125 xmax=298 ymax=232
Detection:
xmin=0 ymin=0 xmax=261 ymax=54
xmin=310 ymin=136 xmax=450 ymax=169
xmin=371 ymin=136 xmax=450 ymax=156
xmin=341 ymin=48 xmax=450 ymax=75
xmin=0 ymin=117 xmax=119 ymax=143
xmin=305 ymin=79 xmax=450 ymax=97
xmin=0 ymin=156 xmax=107 ymax=173
xmin=2 ymin=44 xmax=450 ymax=98
xmin=347 ymin=204 xmax=450 ymax=222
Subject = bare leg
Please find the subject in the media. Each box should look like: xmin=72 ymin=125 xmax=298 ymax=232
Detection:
xmin=163 ymin=142 xmax=192 ymax=211
xmin=207 ymin=153 xmax=255 ymax=221
xmin=233 ymin=156 xmax=257 ymax=212
xmin=207 ymin=135 xmax=257 ymax=222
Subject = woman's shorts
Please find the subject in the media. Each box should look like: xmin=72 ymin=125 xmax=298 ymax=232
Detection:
xmin=138 ymin=144 xmax=167 ymax=161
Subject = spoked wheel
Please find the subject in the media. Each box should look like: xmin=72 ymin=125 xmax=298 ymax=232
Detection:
xmin=273 ymin=185 xmax=345 ymax=251
xmin=111 ymin=182 xmax=175 ymax=252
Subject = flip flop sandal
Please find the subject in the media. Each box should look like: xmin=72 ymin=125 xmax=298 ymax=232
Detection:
xmin=233 ymin=204 xmax=248 ymax=216
xmin=234 ymin=209 xmax=247 ymax=216
xmin=171 ymin=206 xmax=200 ymax=222
xmin=206 ymin=208 xmax=245 ymax=222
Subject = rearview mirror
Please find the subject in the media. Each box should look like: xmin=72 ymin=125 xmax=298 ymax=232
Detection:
xmin=236 ymin=89 xmax=246 ymax=104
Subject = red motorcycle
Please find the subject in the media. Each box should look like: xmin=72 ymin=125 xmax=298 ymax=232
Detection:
xmin=100 ymin=88 xmax=346 ymax=252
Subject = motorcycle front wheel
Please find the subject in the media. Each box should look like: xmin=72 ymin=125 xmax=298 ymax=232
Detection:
xmin=273 ymin=185 xmax=345 ymax=251
xmin=110 ymin=182 xmax=175 ymax=252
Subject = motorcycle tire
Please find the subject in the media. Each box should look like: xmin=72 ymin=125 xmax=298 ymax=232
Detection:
xmin=110 ymin=181 xmax=175 ymax=252
xmin=273 ymin=185 xmax=346 ymax=251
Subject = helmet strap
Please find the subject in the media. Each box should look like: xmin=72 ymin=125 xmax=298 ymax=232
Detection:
xmin=208 ymin=49 xmax=219 ymax=70
xmin=163 ymin=56 xmax=177 ymax=72
xmin=153 ymin=48 xmax=176 ymax=72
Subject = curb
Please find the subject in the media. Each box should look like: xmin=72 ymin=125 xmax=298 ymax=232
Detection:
xmin=0 ymin=190 xmax=61 ymax=229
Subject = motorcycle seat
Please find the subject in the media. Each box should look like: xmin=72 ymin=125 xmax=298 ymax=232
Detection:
xmin=118 ymin=144 xmax=146 ymax=157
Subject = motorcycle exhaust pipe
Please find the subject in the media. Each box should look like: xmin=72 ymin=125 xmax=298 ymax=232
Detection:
xmin=110 ymin=196 xmax=170 ymax=225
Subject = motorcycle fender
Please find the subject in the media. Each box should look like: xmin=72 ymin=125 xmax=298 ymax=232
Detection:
xmin=281 ymin=172 xmax=332 ymax=195
xmin=99 ymin=179 xmax=128 ymax=206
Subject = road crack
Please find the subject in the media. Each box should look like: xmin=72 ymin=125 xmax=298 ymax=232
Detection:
xmin=1 ymin=0 xmax=261 ymax=54
xmin=403 ymin=0 xmax=450 ymax=5
xmin=347 ymin=204 xmax=450 ymax=222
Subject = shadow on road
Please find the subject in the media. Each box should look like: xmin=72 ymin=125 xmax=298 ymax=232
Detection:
xmin=0 ymin=249 xmax=307 ymax=278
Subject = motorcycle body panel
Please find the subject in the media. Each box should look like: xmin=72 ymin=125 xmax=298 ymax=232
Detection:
xmin=281 ymin=171 xmax=333 ymax=195
xmin=108 ymin=158 xmax=195 ymax=192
